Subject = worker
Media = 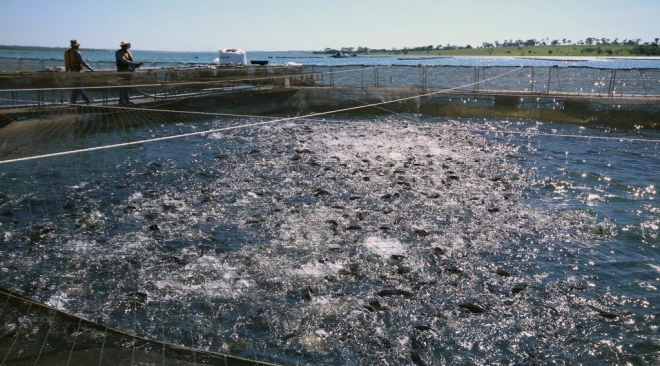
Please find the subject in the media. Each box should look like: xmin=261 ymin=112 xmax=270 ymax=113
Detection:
xmin=115 ymin=41 xmax=143 ymax=105
xmin=64 ymin=39 xmax=94 ymax=104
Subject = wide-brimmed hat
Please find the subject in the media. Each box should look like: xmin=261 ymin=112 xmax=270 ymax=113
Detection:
xmin=120 ymin=41 xmax=131 ymax=47
xmin=70 ymin=39 xmax=80 ymax=47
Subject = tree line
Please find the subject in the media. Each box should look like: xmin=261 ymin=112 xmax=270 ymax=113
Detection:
xmin=481 ymin=37 xmax=652 ymax=48
xmin=319 ymin=37 xmax=660 ymax=56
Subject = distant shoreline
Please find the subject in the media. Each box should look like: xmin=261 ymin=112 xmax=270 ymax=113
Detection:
xmin=321 ymin=44 xmax=660 ymax=58
xmin=3 ymin=44 xmax=660 ymax=58
xmin=0 ymin=45 xmax=108 ymax=52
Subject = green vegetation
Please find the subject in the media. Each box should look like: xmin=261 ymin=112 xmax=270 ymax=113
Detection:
xmin=318 ymin=37 xmax=660 ymax=57
xmin=370 ymin=45 xmax=642 ymax=57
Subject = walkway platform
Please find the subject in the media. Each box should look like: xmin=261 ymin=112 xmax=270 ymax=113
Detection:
xmin=1 ymin=64 xmax=659 ymax=129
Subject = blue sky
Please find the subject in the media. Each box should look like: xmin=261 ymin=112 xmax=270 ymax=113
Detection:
xmin=1 ymin=0 xmax=658 ymax=51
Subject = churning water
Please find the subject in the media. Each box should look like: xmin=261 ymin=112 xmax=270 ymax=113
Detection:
xmin=0 ymin=114 xmax=659 ymax=364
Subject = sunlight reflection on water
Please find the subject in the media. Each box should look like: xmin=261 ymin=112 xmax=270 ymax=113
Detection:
xmin=0 ymin=116 xmax=659 ymax=364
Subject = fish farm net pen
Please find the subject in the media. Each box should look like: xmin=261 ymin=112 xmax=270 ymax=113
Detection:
xmin=1 ymin=64 xmax=659 ymax=365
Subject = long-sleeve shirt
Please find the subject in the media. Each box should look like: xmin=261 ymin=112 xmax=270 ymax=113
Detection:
xmin=115 ymin=49 xmax=141 ymax=72
xmin=67 ymin=49 xmax=94 ymax=71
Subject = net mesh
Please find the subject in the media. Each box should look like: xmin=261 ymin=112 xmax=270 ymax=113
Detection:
xmin=1 ymin=65 xmax=660 ymax=365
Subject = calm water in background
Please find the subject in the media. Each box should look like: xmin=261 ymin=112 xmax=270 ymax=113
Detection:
xmin=2 ymin=48 xmax=660 ymax=69
xmin=0 ymin=49 xmax=659 ymax=364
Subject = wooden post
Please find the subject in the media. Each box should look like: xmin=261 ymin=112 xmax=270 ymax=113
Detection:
xmin=474 ymin=67 xmax=479 ymax=92
xmin=330 ymin=66 xmax=334 ymax=88
xmin=608 ymin=69 xmax=617 ymax=97
xmin=639 ymin=69 xmax=648 ymax=97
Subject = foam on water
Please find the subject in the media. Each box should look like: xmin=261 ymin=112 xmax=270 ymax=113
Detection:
xmin=363 ymin=236 xmax=405 ymax=257
xmin=1 ymin=116 xmax=659 ymax=364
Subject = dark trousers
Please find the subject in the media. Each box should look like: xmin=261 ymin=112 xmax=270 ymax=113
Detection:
xmin=118 ymin=87 xmax=131 ymax=103
xmin=69 ymin=69 xmax=90 ymax=103
xmin=71 ymin=88 xmax=90 ymax=103
xmin=118 ymin=70 xmax=132 ymax=103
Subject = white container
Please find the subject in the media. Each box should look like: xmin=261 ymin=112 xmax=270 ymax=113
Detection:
xmin=217 ymin=48 xmax=247 ymax=65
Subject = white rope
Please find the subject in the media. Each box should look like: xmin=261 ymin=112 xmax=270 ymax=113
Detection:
xmin=0 ymin=66 xmax=521 ymax=164
xmin=2 ymin=66 xmax=658 ymax=165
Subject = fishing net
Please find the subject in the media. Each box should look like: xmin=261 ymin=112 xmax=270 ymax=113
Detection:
xmin=1 ymin=65 xmax=659 ymax=365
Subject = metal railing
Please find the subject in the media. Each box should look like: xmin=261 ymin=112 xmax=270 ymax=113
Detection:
xmin=301 ymin=64 xmax=660 ymax=98
xmin=0 ymin=57 xmax=208 ymax=72
xmin=0 ymin=64 xmax=309 ymax=108
xmin=1 ymin=63 xmax=659 ymax=109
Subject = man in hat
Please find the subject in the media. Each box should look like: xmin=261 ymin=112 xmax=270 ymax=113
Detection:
xmin=64 ymin=39 xmax=94 ymax=104
xmin=115 ymin=41 xmax=143 ymax=105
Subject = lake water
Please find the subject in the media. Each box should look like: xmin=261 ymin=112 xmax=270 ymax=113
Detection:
xmin=0 ymin=50 xmax=659 ymax=365
xmin=2 ymin=48 xmax=660 ymax=69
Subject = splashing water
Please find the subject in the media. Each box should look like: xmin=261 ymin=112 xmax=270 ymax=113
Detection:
xmin=1 ymin=116 xmax=659 ymax=365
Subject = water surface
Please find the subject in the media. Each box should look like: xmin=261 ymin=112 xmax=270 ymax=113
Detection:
xmin=1 ymin=113 xmax=658 ymax=364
